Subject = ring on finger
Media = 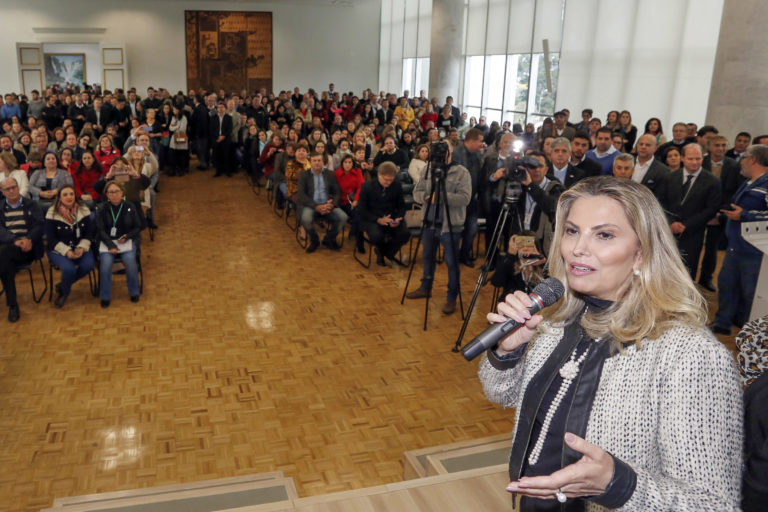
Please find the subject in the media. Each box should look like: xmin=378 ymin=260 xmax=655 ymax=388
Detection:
xmin=555 ymin=489 xmax=567 ymax=503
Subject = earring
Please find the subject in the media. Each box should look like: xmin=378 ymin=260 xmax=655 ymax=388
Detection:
xmin=633 ymin=268 xmax=640 ymax=276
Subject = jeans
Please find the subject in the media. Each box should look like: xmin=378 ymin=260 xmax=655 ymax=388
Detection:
xmin=48 ymin=251 xmax=95 ymax=295
xmin=99 ymin=246 xmax=140 ymax=300
xmin=300 ymin=207 xmax=348 ymax=242
xmin=420 ymin=229 xmax=461 ymax=301
xmin=714 ymin=249 xmax=762 ymax=329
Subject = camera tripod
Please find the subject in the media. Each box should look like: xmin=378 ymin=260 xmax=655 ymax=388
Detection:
xmin=400 ymin=160 xmax=465 ymax=331
xmin=452 ymin=187 xmax=522 ymax=351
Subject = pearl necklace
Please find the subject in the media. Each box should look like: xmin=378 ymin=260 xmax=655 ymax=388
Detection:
xmin=527 ymin=345 xmax=591 ymax=466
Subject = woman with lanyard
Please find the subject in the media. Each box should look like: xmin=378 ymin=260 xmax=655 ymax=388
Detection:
xmin=45 ymin=185 xmax=94 ymax=308
xmin=479 ymin=177 xmax=741 ymax=510
xmin=96 ymin=180 xmax=143 ymax=308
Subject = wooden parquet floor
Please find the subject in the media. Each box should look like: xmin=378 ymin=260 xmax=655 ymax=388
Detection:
xmin=0 ymin=170 xmax=735 ymax=511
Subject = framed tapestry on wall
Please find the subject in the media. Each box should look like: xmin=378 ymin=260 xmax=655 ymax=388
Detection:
xmin=185 ymin=10 xmax=273 ymax=94
xmin=44 ymin=53 xmax=86 ymax=88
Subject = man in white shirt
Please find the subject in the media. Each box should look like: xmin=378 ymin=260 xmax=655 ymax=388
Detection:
xmin=633 ymin=134 xmax=669 ymax=205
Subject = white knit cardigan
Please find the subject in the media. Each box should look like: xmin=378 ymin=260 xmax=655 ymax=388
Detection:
xmin=479 ymin=322 xmax=743 ymax=511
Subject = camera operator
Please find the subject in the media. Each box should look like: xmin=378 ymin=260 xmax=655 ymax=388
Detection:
xmin=516 ymin=151 xmax=564 ymax=257
xmin=451 ymin=128 xmax=484 ymax=268
xmin=482 ymin=133 xmax=519 ymax=257
xmin=405 ymin=142 xmax=471 ymax=315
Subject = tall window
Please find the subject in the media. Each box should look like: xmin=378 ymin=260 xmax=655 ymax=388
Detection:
xmin=402 ymin=57 xmax=431 ymax=97
xmin=463 ymin=51 xmax=560 ymax=129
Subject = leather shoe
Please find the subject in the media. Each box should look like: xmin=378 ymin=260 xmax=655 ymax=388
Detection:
xmin=130 ymin=295 xmax=140 ymax=303
xmin=698 ymin=279 xmax=716 ymax=292
xmin=8 ymin=305 xmax=20 ymax=323
xmin=322 ymin=238 xmax=341 ymax=251
xmin=101 ymin=300 xmax=110 ymax=308
xmin=306 ymin=240 xmax=319 ymax=254
xmin=708 ymin=322 xmax=730 ymax=335
xmin=442 ymin=299 xmax=457 ymax=315
xmin=54 ymin=287 xmax=69 ymax=308
xmin=405 ymin=288 xmax=430 ymax=299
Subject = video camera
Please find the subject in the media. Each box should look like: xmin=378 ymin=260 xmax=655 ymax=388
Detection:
xmin=505 ymin=153 xmax=540 ymax=182
xmin=428 ymin=141 xmax=450 ymax=176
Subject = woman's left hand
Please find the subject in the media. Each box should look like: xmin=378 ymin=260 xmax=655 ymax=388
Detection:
xmin=506 ymin=433 xmax=614 ymax=500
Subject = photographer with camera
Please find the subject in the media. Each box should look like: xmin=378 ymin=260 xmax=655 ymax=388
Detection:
xmin=482 ymin=133 xmax=519 ymax=257
xmin=405 ymin=141 xmax=471 ymax=315
xmin=516 ymin=151 xmax=565 ymax=257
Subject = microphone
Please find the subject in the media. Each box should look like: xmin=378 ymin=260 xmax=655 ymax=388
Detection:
xmin=461 ymin=278 xmax=565 ymax=361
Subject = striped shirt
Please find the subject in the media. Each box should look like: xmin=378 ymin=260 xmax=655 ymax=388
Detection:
xmin=2 ymin=199 xmax=29 ymax=237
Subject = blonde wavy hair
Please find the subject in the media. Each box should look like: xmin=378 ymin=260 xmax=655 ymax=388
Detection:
xmin=545 ymin=176 xmax=707 ymax=347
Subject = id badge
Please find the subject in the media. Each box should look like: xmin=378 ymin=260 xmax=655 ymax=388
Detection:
xmin=110 ymin=227 xmax=117 ymax=237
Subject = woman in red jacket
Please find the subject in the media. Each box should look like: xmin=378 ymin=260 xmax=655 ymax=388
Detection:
xmin=94 ymin=134 xmax=121 ymax=174
xmin=72 ymin=150 xmax=105 ymax=205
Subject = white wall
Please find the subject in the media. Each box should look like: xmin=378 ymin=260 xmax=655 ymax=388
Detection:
xmin=556 ymin=0 xmax=724 ymax=131
xmin=0 ymin=0 xmax=381 ymax=95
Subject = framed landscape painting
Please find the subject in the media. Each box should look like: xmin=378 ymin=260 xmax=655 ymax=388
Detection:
xmin=44 ymin=53 xmax=86 ymax=87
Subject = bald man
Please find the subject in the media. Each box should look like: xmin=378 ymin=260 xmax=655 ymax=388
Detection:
xmin=634 ymin=134 xmax=670 ymax=206
xmin=664 ymin=143 xmax=722 ymax=279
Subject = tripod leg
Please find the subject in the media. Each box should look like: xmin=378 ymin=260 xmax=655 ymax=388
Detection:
xmin=452 ymin=204 xmax=513 ymax=351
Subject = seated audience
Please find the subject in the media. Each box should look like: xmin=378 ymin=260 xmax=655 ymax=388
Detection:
xmin=489 ymin=231 xmax=547 ymax=299
xmin=0 ymin=176 xmax=44 ymax=322
xmin=297 ymin=152 xmax=348 ymax=253
xmin=29 ymin=152 xmax=73 ymax=210
xmin=282 ymin=142 xmax=310 ymax=203
xmin=373 ymin=135 xmax=407 ymax=174
xmin=44 ymin=185 xmax=94 ymax=308
xmin=93 ymin=157 xmax=151 ymax=225
xmin=408 ymin=143 xmax=429 ymax=184
xmin=0 ymin=152 xmax=29 ymax=198
xmin=356 ymin=161 xmax=409 ymax=266
xmin=95 ymin=180 xmax=144 ymax=308
xmin=334 ymin=154 xmax=364 ymax=251
xmin=94 ymin=134 xmax=121 ymax=174
xmin=72 ymin=150 xmax=105 ymax=205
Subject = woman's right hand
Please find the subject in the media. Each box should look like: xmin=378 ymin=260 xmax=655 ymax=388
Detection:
xmin=487 ymin=291 xmax=543 ymax=354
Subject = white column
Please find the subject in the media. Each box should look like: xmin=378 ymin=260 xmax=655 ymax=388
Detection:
xmin=428 ymin=0 xmax=464 ymax=103
xmin=706 ymin=0 xmax=768 ymax=140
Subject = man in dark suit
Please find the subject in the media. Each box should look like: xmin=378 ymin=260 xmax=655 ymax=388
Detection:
xmin=548 ymin=137 xmax=585 ymax=188
xmin=85 ymin=97 xmax=113 ymax=138
xmin=726 ymin=131 xmax=751 ymax=161
xmin=0 ymin=135 xmax=26 ymax=165
xmin=570 ymin=131 xmax=602 ymax=177
xmin=297 ymin=152 xmax=348 ymax=253
xmin=208 ymin=102 xmax=232 ymax=177
xmin=656 ymin=122 xmax=689 ymax=160
xmin=191 ymin=95 xmax=211 ymax=169
xmin=553 ymin=111 xmax=576 ymax=140
xmin=357 ymin=162 xmax=409 ymax=266
xmin=633 ymin=134 xmax=669 ymax=207
xmin=664 ymin=143 xmax=722 ymax=280
xmin=698 ymin=135 xmax=746 ymax=290
xmin=445 ymin=96 xmax=461 ymax=127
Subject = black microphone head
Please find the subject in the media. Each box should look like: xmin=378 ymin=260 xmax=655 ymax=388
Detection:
xmin=531 ymin=278 xmax=565 ymax=308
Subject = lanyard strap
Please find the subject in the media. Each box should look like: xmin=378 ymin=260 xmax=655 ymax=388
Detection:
xmin=110 ymin=201 xmax=125 ymax=227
